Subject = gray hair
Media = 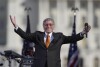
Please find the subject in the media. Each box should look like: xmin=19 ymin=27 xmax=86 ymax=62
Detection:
xmin=43 ymin=18 xmax=55 ymax=25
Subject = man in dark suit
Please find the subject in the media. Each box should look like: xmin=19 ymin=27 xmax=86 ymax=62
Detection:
xmin=10 ymin=16 xmax=91 ymax=67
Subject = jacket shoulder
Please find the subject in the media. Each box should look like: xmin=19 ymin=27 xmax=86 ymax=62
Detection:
xmin=54 ymin=32 xmax=63 ymax=36
xmin=35 ymin=31 xmax=44 ymax=34
xmin=54 ymin=32 xmax=63 ymax=34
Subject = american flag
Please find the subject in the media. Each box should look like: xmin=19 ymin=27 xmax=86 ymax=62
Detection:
xmin=67 ymin=14 xmax=79 ymax=67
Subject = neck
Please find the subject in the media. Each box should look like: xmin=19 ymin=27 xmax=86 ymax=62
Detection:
xmin=47 ymin=32 xmax=51 ymax=34
xmin=45 ymin=32 xmax=52 ymax=34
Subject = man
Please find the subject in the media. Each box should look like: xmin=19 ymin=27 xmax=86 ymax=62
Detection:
xmin=10 ymin=16 xmax=91 ymax=67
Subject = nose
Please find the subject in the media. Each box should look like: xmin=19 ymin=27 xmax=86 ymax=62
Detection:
xmin=47 ymin=25 xmax=51 ymax=28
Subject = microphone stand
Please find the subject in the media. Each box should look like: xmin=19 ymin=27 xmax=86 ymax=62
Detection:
xmin=0 ymin=51 xmax=23 ymax=67
xmin=7 ymin=57 xmax=11 ymax=67
xmin=0 ymin=52 xmax=12 ymax=67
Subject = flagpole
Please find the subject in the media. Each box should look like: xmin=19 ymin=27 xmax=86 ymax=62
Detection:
xmin=25 ymin=7 xmax=31 ymax=33
xmin=67 ymin=7 xmax=79 ymax=67
xmin=71 ymin=7 xmax=78 ymax=35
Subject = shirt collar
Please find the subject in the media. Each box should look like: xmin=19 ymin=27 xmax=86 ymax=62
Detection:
xmin=45 ymin=32 xmax=53 ymax=38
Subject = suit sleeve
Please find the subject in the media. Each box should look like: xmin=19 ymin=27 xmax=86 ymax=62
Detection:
xmin=62 ymin=33 xmax=84 ymax=44
xmin=14 ymin=27 xmax=36 ymax=42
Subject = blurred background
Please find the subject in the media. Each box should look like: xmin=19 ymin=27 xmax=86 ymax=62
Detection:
xmin=0 ymin=0 xmax=100 ymax=67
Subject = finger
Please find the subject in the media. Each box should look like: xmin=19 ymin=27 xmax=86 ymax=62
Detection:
xmin=87 ymin=25 xmax=91 ymax=32
xmin=14 ymin=16 xmax=16 ymax=24
xmin=88 ymin=25 xmax=91 ymax=30
xmin=10 ymin=15 xmax=14 ymax=23
xmin=10 ymin=15 xmax=15 ymax=24
xmin=14 ymin=16 xmax=15 ymax=20
xmin=9 ymin=15 xmax=13 ymax=22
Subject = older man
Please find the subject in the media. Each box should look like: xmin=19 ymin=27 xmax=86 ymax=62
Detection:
xmin=10 ymin=16 xmax=91 ymax=67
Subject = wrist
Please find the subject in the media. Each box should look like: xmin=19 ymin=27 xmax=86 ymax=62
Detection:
xmin=15 ymin=25 xmax=18 ymax=30
xmin=81 ymin=31 xmax=85 ymax=35
xmin=80 ymin=31 xmax=85 ymax=37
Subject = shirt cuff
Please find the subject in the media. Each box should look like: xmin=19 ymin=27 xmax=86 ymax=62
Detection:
xmin=80 ymin=32 xmax=84 ymax=37
xmin=15 ymin=26 xmax=18 ymax=30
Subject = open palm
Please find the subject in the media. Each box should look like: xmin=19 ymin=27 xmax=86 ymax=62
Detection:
xmin=10 ymin=15 xmax=17 ymax=28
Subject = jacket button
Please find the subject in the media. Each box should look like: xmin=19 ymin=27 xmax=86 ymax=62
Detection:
xmin=47 ymin=50 xmax=48 ymax=52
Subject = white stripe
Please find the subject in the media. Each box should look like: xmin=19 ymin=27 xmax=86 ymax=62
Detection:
xmin=68 ymin=50 xmax=79 ymax=67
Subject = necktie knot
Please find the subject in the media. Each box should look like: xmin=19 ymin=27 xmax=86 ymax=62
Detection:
xmin=46 ymin=34 xmax=50 ymax=48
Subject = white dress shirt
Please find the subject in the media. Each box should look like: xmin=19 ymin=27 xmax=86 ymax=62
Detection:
xmin=44 ymin=32 xmax=54 ymax=43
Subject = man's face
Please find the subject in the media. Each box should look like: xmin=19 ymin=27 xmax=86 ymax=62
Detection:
xmin=43 ymin=20 xmax=54 ymax=33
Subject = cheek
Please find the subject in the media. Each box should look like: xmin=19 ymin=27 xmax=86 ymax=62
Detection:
xmin=43 ymin=26 xmax=48 ymax=30
xmin=51 ymin=26 xmax=54 ymax=29
xmin=43 ymin=25 xmax=46 ymax=29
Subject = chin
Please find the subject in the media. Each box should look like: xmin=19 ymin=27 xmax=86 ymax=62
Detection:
xmin=45 ymin=30 xmax=53 ymax=33
xmin=47 ymin=31 xmax=51 ymax=33
xmin=46 ymin=31 xmax=52 ymax=33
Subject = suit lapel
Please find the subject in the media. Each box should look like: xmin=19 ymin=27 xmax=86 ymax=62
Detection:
xmin=40 ymin=32 xmax=46 ymax=48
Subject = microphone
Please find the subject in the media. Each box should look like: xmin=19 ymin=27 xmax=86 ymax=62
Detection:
xmin=84 ymin=23 xmax=88 ymax=38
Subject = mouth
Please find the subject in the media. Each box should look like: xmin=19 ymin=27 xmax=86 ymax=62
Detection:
xmin=46 ymin=29 xmax=52 ymax=32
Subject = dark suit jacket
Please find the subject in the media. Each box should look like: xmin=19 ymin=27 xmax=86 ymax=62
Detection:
xmin=15 ymin=27 xmax=84 ymax=67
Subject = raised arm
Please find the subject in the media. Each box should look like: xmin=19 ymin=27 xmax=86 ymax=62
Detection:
xmin=9 ymin=15 xmax=36 ymax=42
xmin=62 ymin=24 xmax=91 ymax=44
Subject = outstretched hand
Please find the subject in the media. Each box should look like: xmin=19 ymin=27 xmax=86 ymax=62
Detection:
xmin=82 ymin=23 xmax=91 ymax=36
xmin=10 ymin=15 xmax=17 ymax=28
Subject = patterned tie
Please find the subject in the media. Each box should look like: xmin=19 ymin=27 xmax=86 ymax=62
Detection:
xmin=46 ymin=34 xmax=50 ymax=48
